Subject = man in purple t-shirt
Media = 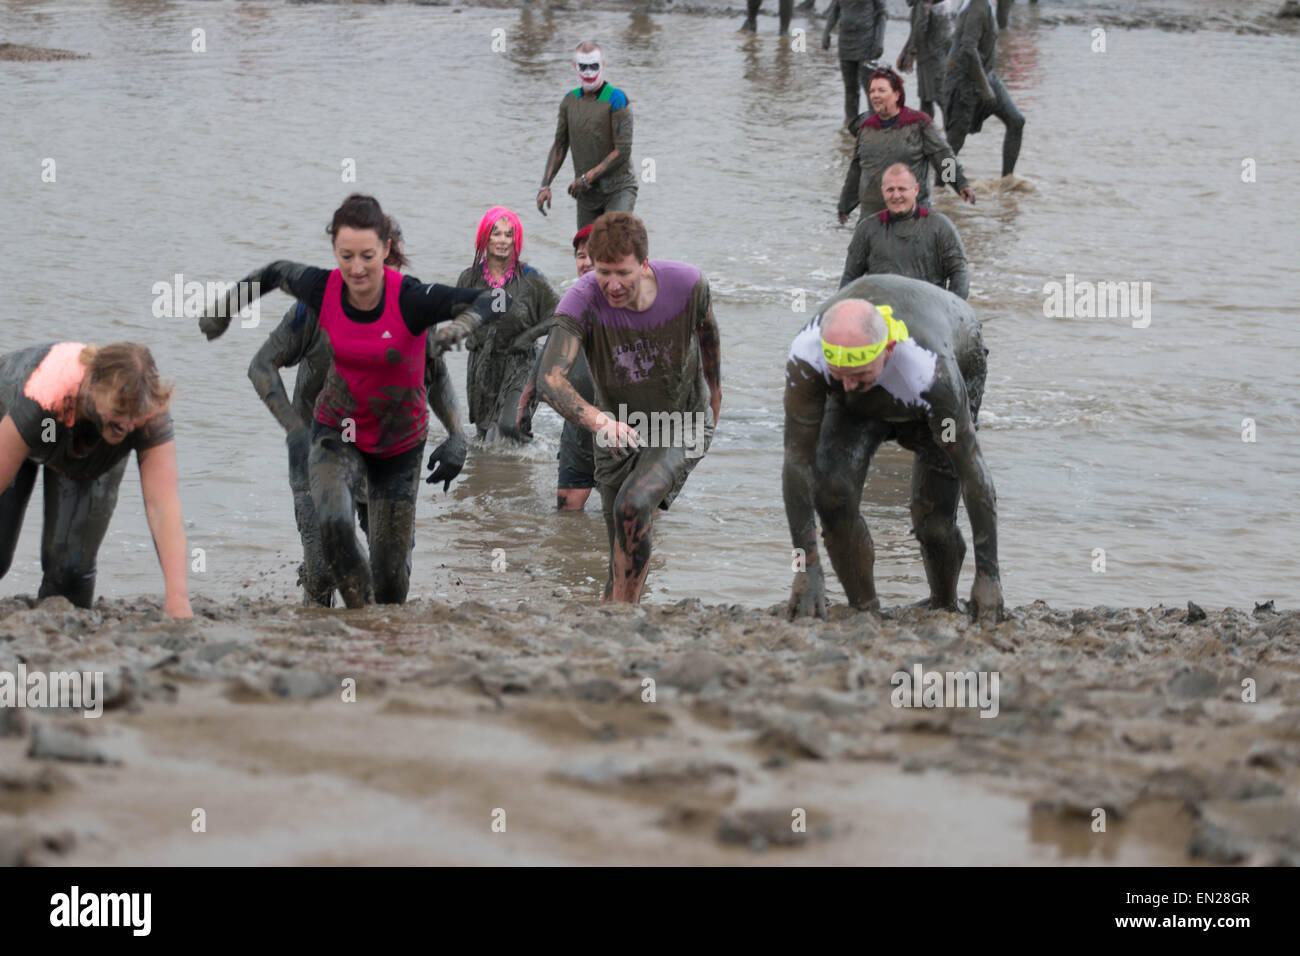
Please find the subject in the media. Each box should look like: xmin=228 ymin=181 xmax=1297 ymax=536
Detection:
xmin=538 ymin=213 xmax=722 ymax=604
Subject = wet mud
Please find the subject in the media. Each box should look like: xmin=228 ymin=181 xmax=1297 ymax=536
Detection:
xmin=1 ymin=593 xmax=1295 ymax=864
xmin=0 ymin=43 xmax=88 ymax=62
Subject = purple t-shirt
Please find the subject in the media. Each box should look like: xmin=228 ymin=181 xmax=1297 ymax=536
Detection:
xmin=553 ymin=260 xmax=711 ymax=421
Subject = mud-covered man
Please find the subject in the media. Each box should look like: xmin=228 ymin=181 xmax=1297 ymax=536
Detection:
xmin=840 ymin=163 xmax=969 ymax=298
xmin=822 ymin=0 xmax=888 ymax=128
xmin=537 ymin=42 xmax=637 ymax=229
xmin=782 ymin=274 xmax=1002 ymax=621
xmin=538 ymin=213 xmax=722 ymax=604
xmin=943 ymin=0 xmax=1024 ymax=177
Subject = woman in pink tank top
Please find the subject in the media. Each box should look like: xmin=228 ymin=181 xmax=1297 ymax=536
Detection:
xmin=200 ymin=194 xmax=508 ymax=608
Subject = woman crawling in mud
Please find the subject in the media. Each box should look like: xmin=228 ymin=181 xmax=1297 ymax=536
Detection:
xmin=0 ymin=341 xmax=191 ymax=617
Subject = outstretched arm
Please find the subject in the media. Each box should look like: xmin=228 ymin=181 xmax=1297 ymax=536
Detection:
xmin=200 ymin=261 xmax=327 ymax=340
xmin=138 ymin=439 xmax=192 ymax=618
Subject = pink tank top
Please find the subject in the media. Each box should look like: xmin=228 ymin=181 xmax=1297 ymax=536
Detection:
xmin=314 ymin=267 xmax=428 ymax=456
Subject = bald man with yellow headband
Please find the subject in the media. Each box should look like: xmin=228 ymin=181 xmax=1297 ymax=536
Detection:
xmin=782 ymin=273 xmax=1002 ymax=622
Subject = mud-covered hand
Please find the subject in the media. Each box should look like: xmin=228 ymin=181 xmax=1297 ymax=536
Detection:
xmin=537 ymin=186 xmax=552 ymax=216
xmin=425 ymin=431 xmax=468 ymax=491
xmin=199 ymin=310 xmax=232 ymax=341
xmin=593 ymin=412 xmax=644 ymax=461
xmin=567 ymin=174 xmax=592 ymax=198
xmin=788 ymin=563 xmax=828 ymax=620
xmin=897 ymin=49 xmax=915 ymax=73
xmin=515 ymin=380 xmax=538 ymax=440
xmin=969 ymin=570 xmax=1005 ymax=625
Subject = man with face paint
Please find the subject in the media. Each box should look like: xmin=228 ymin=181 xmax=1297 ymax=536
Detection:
xmin=516 ymin=224 xmax=599 ymax=510
xmin=537 ymin=42 xmax=637 ymax=229
xmin=840 ymin=163 xmax=969 ymax=298
xmin=942 ymin=0 xmax=1025 ymax=177
xmin=782 ymin=274 xmax=1002 ymax=623
xmin=538 ymin=213 xmax=722 ymax=604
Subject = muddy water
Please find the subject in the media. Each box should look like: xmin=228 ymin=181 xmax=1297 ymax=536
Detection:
xmin=1 ymin=0 xmax=1297 ymax=612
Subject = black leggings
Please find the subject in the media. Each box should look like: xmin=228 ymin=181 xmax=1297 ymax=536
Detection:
xmin=840 ymin=59 xmax=874 ymax=124
xmin=0 ymin=457 xmax=127 ymax=608
xmin=308 ymin=423 xmax=424 ymax=608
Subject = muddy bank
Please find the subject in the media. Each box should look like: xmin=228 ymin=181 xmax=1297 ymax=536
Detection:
xmin=1 ymin=593 xmax=1296 ymax=864
xmin=0 ymin=42 xmax=87 ymax=62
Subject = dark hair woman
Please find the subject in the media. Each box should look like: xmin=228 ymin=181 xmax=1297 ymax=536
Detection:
xmin=200 ymin=193 xmax=504 ymax=608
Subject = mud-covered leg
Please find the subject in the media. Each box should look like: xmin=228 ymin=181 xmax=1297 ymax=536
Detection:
xmin=364 ymin=442 xmax=423 ymax=605
xmin=38 ymin=458 xmax=126 ymax=608
xmin=743 ymin=0 xmax=760 ymax=31
xmin=812 ymin=405 xmax=884 ymax=611
xmin=778 ymin=0 xmax=793 ymax=34
xmin=909 ymin=452 xmax=966 ymax=610
xmin=609 ymin=448 xmax=681 ymax=604
xmin=289 ymin=443 xmax=333 ymax=607
xmin=0 ymin=461 xmax=38 ymax=581
xmin=992 ymin=76 xmax=1025 ymax=176
xmin=309 ymin=426 xmax=373 ymax=608
xmin=599 ymin=483 xmax=617 ymax=601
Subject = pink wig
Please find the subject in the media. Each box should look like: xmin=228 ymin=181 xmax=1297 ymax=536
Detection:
xmin=474 ymin=206 xmax=524 ymax=287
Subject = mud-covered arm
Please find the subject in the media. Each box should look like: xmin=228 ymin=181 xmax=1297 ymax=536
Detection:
xmin=426 ymin=352 xmax=463 ymax=437
xmin=922 ymin=121 xmax=971 ymax=195
xmin=838 ymin=152 xmax=863 ymax=218
xmin=870 ymin=0 xmax=888 ymax=59
xmin=782 ymin=359 xmax=828 ymax=565
xmin=538 ymin=326 xmax=602 ymax=432
xmin=200 ymin=261 xmax=328 ymax=340
xmin=928 ymin=369 xmax=998 ymax=578
xmin=542 ymin=99 xmax=571 ymax=188
xmin=696 ymin=281 xmax=722 ymax=410
xmin=958 ymin=6 xmax=996 ymax=102
xmin=840 ymin=220 xmax=873 ymax=288
xmin=823 ymin=0 xmax=841 ymax=43
xmin=399 ymin=279 xmax=494 ymax=335
xmin=248 ymin=304 xmax=314 ymax=434
xmin=901 ymin=1 xmax=927 ymax=59
xmin=940 ymin=219 xmax=970 ymax=300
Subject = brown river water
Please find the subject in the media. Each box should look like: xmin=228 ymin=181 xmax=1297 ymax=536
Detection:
xmin=1 ymin=1 xmax=1298 ymax=867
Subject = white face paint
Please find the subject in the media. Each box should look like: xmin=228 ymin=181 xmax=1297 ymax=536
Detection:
xmin=574 ymin=51 xmax=604 ymax=92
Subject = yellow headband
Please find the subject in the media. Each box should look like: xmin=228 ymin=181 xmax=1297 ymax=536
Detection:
xmin=820 ymin=305 xmax=909 ymax=368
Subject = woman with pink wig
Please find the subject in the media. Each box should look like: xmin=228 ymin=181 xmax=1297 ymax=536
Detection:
xmin=455 ymin=207 xmax=561 ymax=441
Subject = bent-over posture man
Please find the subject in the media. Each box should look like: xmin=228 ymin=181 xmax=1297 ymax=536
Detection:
xmin=538 ymin=213 xmax=722 ymax=603
xmin=782 ymin=274 xmax=1002 ymax=621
